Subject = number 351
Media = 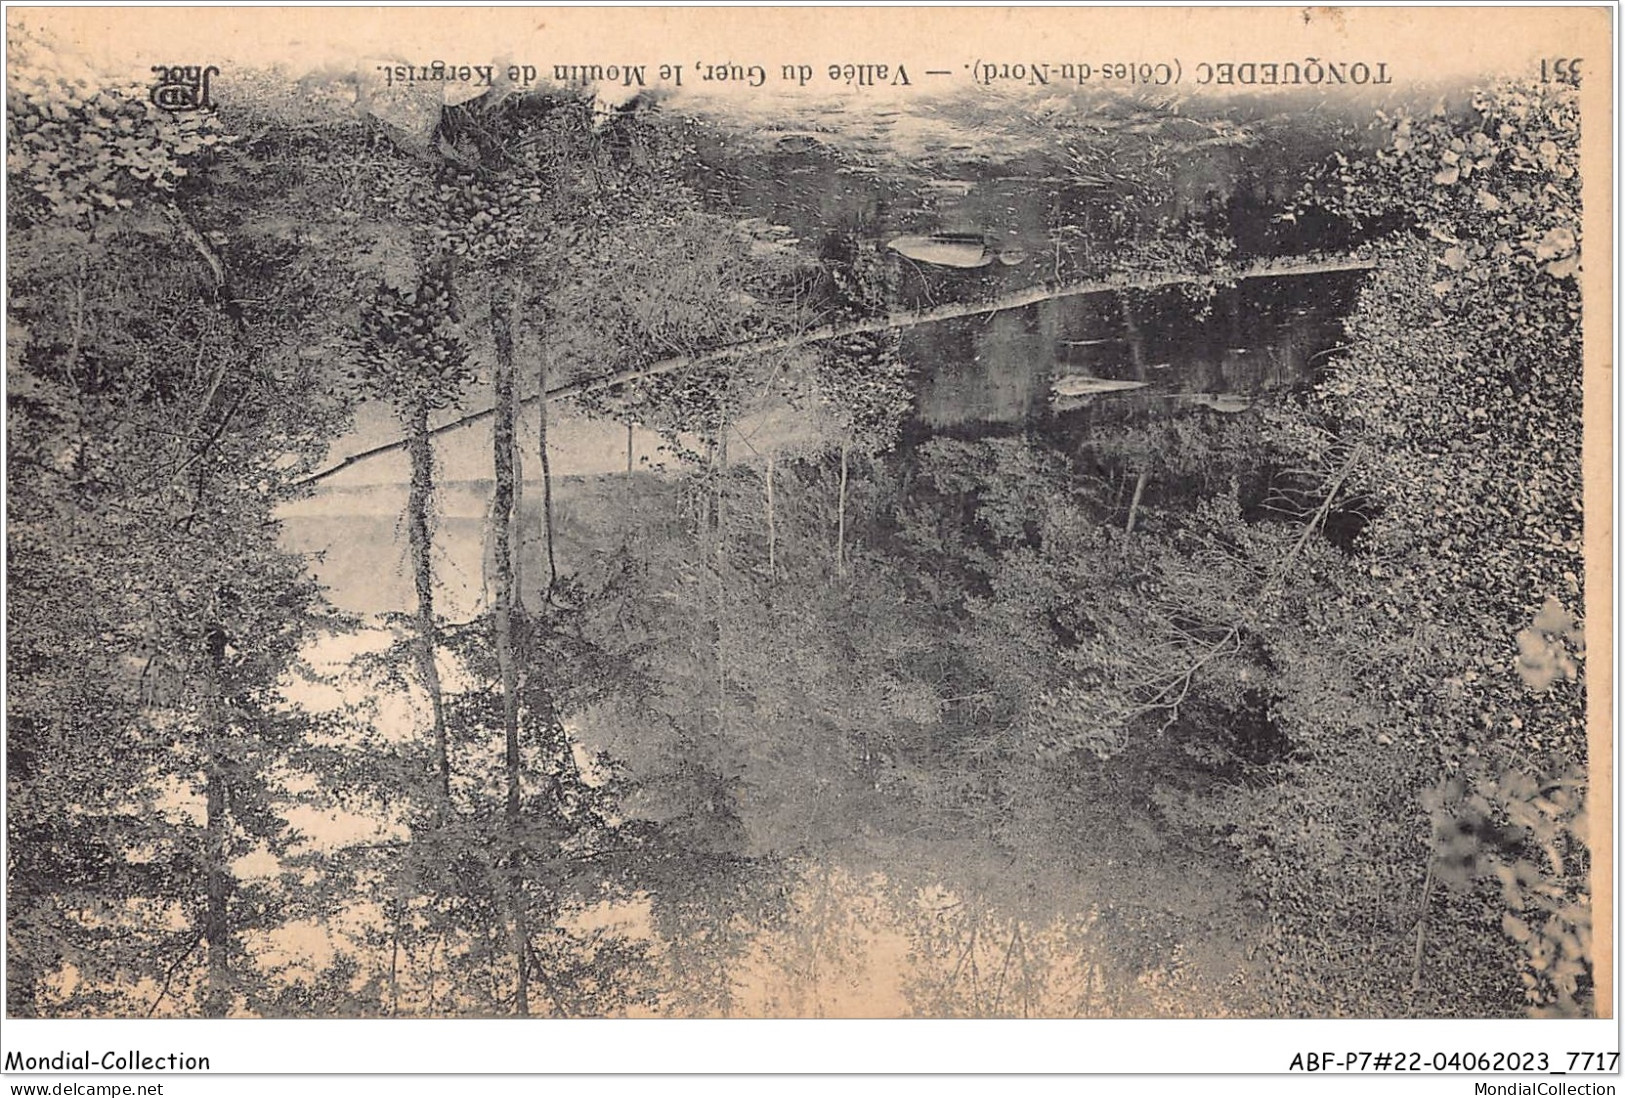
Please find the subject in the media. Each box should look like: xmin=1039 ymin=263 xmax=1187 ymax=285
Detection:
xmin=1541 ymin=58 xmax=1583 ymax=84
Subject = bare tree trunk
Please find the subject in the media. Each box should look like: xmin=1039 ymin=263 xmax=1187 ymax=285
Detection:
xmin=537 ymin=342 xmax=558 ymax=595
xmin=715 ymin=430 xmax=728 ymax=737
xmin=765 ymin=450 xmax=776 ymax=576
xmin=1125 ymin=469 xmax=1148 ymax=534
xmin=202 ymin=629 xmax=232 ymax=1019
xmin=203 ymin=764 xmax=231 ymax=1018
xmin=1410 ymin=857 xmax=1436 ymax=1005
xmin=387 ymin=897 xmax=402 ymax=1016
xmin=622 ymin=422 xmax=636 ymax=539
xmin=836 ymin=443 xmax=849 ymax=575
xmin=297 ymin=255 xmax=1380 ymax=488
xmin=427 ymin=931 xmax=443 ymax=1015
xmin=716 ymin=428 xmax=728 ymax=551
xmin=490 ymin=276 xmax=529 ymax=1017
xmin=699 ymin=441 xmax=714 ymax=534
xmin=405 ymin=406 xmax=450 ymax=803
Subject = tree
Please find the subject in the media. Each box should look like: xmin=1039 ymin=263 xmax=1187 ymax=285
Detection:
xmin=355 ymin=263 xmax=471 ymax=802
xmin=307 ymin=90 xmax=809 ymax=1016
xmin=7 ymin=48 xmax=356 ymax=1015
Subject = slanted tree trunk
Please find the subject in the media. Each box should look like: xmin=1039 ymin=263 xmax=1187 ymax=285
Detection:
xmin=1125 ymin=469 xmax=1148 ymax=534
xmin=835 ymin=442 xmax=849 ymax=575
xmin=405 ymin=404 xmax=450 ymax=803
xmin=490 ymin=276 xmax=529 ymax=1017
xmin=1410 ymin=857 xmax=1436 ymax=1006
xmin=536 ymin=332 xmax=558 ymax=595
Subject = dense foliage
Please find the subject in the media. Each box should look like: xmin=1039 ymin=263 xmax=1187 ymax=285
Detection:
xmin=6 ymin=45 xmax=1592 ymax=1021
xmin=8 ymin=48 xmax=352 ymax=1016
xmin=1272 ymin=79 xmax=1589 ymax=1015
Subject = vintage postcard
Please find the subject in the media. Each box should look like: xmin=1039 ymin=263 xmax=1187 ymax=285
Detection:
xmin=2 ymin=3 xmax=1615 ymax=1083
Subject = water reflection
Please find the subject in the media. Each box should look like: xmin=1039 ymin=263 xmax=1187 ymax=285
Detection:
xmin=909 ymin=271 xmax=1361 ymax=434
xmin=684 ymin=862 xmax=1257 ymax=1018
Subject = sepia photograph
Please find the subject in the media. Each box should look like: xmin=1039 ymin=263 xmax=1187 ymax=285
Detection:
xmin=1 ymin=3 xmax=1616 ymax=1083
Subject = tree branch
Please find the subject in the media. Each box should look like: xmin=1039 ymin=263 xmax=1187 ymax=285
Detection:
xmin=163 ymin=202 xmax=225 ymax=291
xmin=291 ymin=254 xmax=1378 ymax=489
xmin=144 ymin=931 xmax=204 ymax=1017
xmin=1133 ymin=444 xmax=1364 ymax=724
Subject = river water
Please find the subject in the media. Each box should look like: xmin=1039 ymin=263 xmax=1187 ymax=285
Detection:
xmin=280 ymin=105 xmax=1363 ymax=616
